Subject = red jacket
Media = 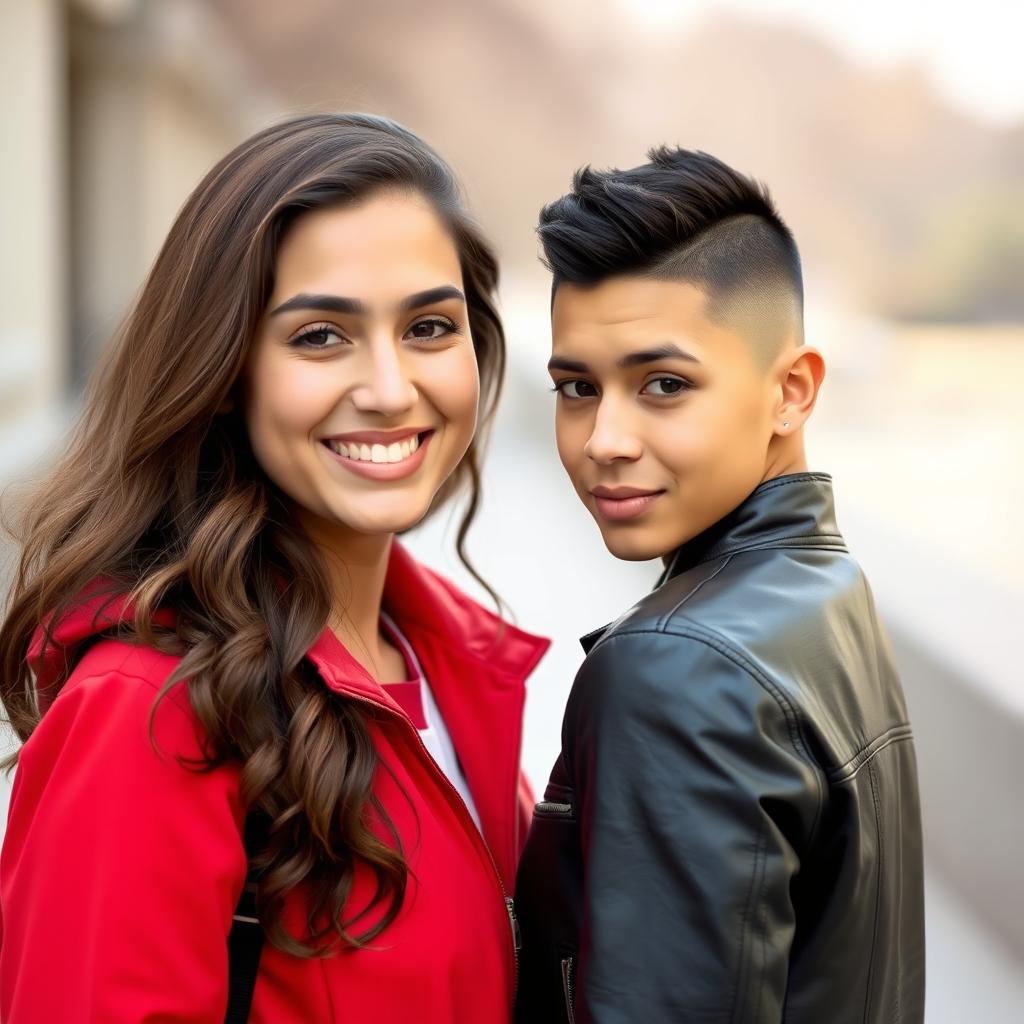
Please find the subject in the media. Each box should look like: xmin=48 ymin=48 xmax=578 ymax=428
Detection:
xmin=0 ymin=543 xmax=548 ymax=1023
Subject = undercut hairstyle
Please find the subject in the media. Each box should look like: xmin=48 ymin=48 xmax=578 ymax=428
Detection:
xmin=538 ymin=147 xmax=804 ymax=353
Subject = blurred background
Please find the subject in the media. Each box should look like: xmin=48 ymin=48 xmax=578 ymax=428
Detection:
xmin=2 ymin=0 xmax=1022 ymax=1018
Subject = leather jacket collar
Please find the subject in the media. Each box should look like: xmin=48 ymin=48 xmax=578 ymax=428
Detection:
xmin=582 ymin=473 xmax=845 ymax=654
xmin=659 ymin=472 xmax=845 ymax=585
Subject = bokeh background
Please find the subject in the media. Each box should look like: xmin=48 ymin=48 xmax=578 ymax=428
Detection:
xmin=3 ymin=1 xmax=1022 ymax=1019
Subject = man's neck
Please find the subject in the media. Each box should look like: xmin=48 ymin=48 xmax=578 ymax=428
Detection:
xmin=761 ymin=432 xmax=808 ymax=482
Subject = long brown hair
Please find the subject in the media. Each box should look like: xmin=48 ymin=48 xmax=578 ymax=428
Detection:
xmin=0 ymin=113 xmax=506 ymax=953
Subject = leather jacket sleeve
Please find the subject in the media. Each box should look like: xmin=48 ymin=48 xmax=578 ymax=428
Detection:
xmin=564 ymin=629 xmax=824 ymax=1023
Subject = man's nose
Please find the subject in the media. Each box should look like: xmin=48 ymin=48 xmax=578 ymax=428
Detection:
xmin=584 ymin=397 xmax=643 ymax=464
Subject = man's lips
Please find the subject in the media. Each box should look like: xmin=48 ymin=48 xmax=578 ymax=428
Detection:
xmin=590 ymin=486 xmax=662 ymax=500
xmin=589 ymin=485 xmax=665 ymax=522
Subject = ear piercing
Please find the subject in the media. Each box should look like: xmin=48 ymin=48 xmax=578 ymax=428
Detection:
xmin=782 ymin=421 xmax=790 ymax=429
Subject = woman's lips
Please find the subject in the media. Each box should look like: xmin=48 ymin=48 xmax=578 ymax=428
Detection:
xmin=591 ymin=488 xmax=664 ymax=521
xmin=321 ymin=430 xmax=433 ymax=481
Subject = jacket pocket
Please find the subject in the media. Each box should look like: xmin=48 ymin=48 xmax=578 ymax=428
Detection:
xmin=561 ymin=956 xmax=577 ymax=1024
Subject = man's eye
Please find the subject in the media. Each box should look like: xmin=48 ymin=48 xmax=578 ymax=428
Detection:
xmin=406 ymin=318 xmax=457 ymax=341
xmin=553 ymin=379 xmax=598 ymax=399
xmin=642 ymin=377 xmax=691 ymax=397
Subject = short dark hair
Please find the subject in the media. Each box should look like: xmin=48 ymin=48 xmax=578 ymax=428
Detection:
xmin=538 ymin=147 xmax=803 ymax=317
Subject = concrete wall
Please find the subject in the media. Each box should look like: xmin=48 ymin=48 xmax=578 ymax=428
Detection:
xmin=0 ymin=0 xmax=67 ymax=482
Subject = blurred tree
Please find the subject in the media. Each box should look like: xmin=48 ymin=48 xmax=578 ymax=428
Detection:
xmin=883 ymin=186 xmax=1024 ymax=322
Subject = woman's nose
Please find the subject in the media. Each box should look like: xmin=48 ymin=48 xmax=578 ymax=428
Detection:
xmin=350 ymin=341 xmax=418 ymax=417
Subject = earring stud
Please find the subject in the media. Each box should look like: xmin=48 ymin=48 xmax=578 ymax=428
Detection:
xmin=782 ymin=421 xmax=790 ymax=428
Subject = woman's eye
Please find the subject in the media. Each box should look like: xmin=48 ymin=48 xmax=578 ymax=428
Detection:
xmin=554 ymin=379 xmax=598 ymax=399
xmin=642 ymin=376 xmax=691 ymax=397
xmin=289 ymin=324 xmax=345 ymax=349
xmin=406 ymin=318 xmax=456 ymax=341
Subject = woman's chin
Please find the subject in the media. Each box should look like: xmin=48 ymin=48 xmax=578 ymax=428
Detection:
xmin=318 ymin=499 xmax=434 ymax=540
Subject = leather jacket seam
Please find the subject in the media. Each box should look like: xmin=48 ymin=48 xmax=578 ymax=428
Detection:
xmin=659 ymin=555 xmax=735 ymax=627
xmin=600 ymin=623 xmax=819 ymax=768
xmin=862 ymin=759 xmax=885 ymax=1023
xmin=685 ymin=536 xmax=848 ymax=572
xmin=753 ymin=843 xmax=772 ymax=1023
xmin=588 ymin=626 xmax=827 ymax=847
xmin=730 ymin=818 xmax=767 ymax=1023
xmin=828 ymin=724 xmax=915 ymax=783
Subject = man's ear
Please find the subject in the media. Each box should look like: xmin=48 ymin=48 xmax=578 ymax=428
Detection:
xmin=774 ymin=345 xmax=825 ymax=435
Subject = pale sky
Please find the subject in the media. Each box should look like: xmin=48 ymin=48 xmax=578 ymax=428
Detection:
xmin=616 ymin=0 xmax=1024 ymax=125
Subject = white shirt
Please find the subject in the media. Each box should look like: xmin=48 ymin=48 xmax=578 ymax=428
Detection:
xmin=380 ymin=612 xmax=482 ymax=830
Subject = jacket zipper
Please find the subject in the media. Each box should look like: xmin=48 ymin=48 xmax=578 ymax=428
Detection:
xmin=506 ymin=895 xmax=522 ymax=992
xmin=561 ymin=956 xmax=577 ymax=1024
xmin=343 ymin=690 xmax=522 ymax=995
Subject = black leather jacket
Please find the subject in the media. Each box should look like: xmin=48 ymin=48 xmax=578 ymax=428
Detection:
xmin=515 ymin=473 xmax=925 ymax=1023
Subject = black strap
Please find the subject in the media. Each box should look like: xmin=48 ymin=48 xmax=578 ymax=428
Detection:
xmin=224 ymin=812 xmax=269 ymax=1024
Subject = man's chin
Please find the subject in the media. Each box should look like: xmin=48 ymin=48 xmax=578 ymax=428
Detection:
xmin=597 ymin=525 xmax=668 ymax=563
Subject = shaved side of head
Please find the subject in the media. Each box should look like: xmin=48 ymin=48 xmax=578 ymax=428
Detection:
xmin=539 ymin=148 xmax=804 ymax=367
xmin=649 ymin=214 xmax=803 ymax=365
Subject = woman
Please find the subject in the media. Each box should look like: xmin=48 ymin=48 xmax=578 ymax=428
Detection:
xmin=0 ymin=113 xmax=547 ymax=1022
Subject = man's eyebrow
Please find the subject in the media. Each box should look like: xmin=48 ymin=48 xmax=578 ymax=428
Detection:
xmin=269 ymin=285 xmax=465 ymax=319
xmin=617 ymin=343 xmax=700 ymax=368
xmin=547 ymin=356 xmax=591 ymax=374
xmin=547 ymin=343 xmax=700 ymax=374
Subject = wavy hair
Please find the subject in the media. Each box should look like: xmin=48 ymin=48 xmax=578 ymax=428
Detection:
xmin=0 ymin=113 xmax=506 ymax=954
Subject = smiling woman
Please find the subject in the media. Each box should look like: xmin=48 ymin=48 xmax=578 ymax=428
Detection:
xmin=244 ymin=193 xmax=481 ymax=547
xmin=0 ymin=113 xmax=548 ymax=1024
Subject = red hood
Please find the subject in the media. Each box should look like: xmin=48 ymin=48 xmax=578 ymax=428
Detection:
xmin=27 ymin=581 xmax=176 ymax=713
xmin=28 ymin=542 xmax=548 ymax=713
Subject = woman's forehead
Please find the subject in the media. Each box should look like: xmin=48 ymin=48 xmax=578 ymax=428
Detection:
xmin=272 ymin=194 xmax=462 ymax=299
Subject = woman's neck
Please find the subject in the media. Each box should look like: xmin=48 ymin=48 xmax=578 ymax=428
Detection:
xmin=297 ymin=510 xmax=399 ymax=680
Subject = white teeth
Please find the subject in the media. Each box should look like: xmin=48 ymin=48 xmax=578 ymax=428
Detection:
xmin=328 ymin=434 xmax=424 ymax=463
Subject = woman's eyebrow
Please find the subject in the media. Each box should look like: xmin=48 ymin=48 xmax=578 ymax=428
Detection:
xmin=399 ymin=285 xmax=465 ymax=311
xmin=270 ymin=293 xmax=365 ymax=317
xmin=269 ymin=284 xmax=465 ymax=318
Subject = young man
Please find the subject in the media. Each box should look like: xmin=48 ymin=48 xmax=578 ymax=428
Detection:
xmin=515 ymin=149 xmax=925 ymax=1023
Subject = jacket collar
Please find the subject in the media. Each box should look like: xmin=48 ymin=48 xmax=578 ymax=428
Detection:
xmin=305 ymin=540 xmax=549 ymax=701
xmin=581 ymin=473 xmax=845 ymax=654
xmin=659 ymin=472 xmax=845 ymax=584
